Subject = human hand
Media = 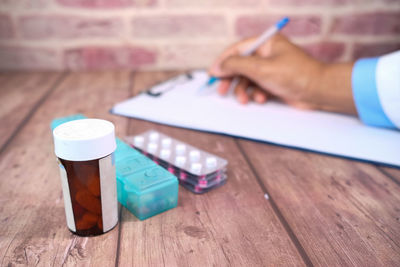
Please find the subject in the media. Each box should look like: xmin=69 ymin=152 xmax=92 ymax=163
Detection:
xmin=209 ymin=34 xmax=323 ymax=109
xmin=209 ymin=34 xmax=356 ymax=114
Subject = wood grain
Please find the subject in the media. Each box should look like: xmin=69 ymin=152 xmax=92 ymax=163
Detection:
xmin=1 ymin=70 xmax=399 ymax=267
xmin=116 ymin=71 xmax=306 ymax=267
xmin=238 ymin=140 xmax=400 ymax=266
xmin=0 ymin=71 xmax=131 ymax=266
xmin=378 ymin=167 xmax=400 ymax=185
xmin=0 ymin=72 xmax=62 ymax=151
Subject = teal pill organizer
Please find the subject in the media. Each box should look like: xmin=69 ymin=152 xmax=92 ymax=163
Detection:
xmin=51 ymin=115 xmax=179 ymax=220
xmin=114 ymin=139 xmax=178 ymax=220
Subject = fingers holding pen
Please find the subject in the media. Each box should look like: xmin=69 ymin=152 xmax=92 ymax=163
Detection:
xmin=217 ymin=79 xmax=231 ymax=95
xmin=252 ymin=87 xmax=268 ymax=104
xmin=235 ymin=78 xmax=250 ymax=104
xmin=217 ymin=77 xmax=268 ymax=105
xmin=217 ymin=77 xmax=250 ymax=104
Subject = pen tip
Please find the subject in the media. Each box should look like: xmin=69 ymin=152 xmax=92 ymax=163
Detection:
xmin=276 ymin=17 xmax=290 ymax=30
xmin=207 ymin=76 xmax=218 ymax=85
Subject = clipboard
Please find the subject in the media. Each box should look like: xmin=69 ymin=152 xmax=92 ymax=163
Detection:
xmin=111 ymin=70 xmax=400 ymax=168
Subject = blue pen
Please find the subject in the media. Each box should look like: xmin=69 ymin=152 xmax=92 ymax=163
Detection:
xmin=204 ymin=17 xmax=290 ymax=90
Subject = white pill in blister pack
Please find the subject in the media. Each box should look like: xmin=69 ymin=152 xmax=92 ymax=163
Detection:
xmin=190 ymin=150 xmax=200 ymax=161
xmin=134 ymin=136 xmax=144 ymax=147
xmin=175 ymin=156 xmax=186 ymax=166
xmin=175 ymin=144 xmax=186 ymax=155
xmin=160 ymin=149 xmax=171 ymax=159
xmin=191 ymin=163 xmax=202 ymax=174
xmin=149 ymin=132 xmax=159 ymax=141
xmin=206 ymin=157 xmax=217 ymax=168
xmin=147 ymin=142 xmax=158 ymax=152
xmin=125 ymin=130 xmax=228 ymax=177
xmin=162 ymin=138 xmax=172 ymax=148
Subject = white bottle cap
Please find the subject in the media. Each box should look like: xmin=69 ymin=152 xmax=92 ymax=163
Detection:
xmin=53 ymin=119 xmax=116 ymax=161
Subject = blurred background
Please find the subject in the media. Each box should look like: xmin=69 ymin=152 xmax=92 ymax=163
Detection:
xmin=0 ymin=0 xmax=399 ymax=71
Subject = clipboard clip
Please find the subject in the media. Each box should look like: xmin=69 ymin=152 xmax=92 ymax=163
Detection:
xmin=144 ymin=73 xmax=193 ymax=97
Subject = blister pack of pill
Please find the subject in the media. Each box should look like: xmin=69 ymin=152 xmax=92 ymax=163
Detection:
xmin=124 ymin=130 xmax=228 ymax=194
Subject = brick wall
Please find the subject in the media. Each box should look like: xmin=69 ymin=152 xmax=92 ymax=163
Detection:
xmin=0 ymin=0 xmax=399 ymax=71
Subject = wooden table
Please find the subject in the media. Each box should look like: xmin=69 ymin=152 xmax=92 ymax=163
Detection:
xmin=0 ymin=71 xmax=399 ymax=267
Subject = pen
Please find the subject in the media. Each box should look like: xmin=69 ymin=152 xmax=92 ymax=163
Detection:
xmin=204 ymin=17 xmax=290 ymax=91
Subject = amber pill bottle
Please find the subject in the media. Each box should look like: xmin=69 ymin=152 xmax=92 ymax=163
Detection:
xmin=53 ymin=119 xmax=118 ymax=236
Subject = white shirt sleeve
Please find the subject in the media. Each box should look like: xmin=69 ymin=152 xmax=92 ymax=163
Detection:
xmin=376 ymin=50 xmax=400 ymax=128
xmin=352 ymin=50 xmax=400 ymax=129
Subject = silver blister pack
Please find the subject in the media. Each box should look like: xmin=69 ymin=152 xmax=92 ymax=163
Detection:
xmin=124 ymin=130 xmax=228 ymax=177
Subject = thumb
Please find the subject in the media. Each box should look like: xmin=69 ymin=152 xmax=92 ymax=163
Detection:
xmin=220 ymin=55 xmax=271 ymax=84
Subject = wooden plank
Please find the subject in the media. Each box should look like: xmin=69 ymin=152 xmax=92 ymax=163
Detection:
xmin=0 ymin=72 xmax=62 ymax=151
xmin=117 ymin=71 xmax=306 ymax=266
xmin=238 ymin=140 xmax=400 ymax=266
xmin=0 ymin=71 xmax=131 ymax=266
xmin=378 ymin=167 xmax=400 ymax=185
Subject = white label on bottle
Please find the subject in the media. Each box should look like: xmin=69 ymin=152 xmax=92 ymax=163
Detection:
xmin=99 ymin=153 xmax=118 ymax=232
xmin=58 ymin=161 xmax=76 ymax=232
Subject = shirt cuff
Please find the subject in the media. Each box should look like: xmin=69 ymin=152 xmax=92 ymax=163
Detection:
xmin=351 ymin=57 xmax=396 ymax=128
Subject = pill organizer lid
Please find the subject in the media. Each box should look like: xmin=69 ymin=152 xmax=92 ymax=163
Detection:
xmin=53 ymin=119 xmax=116 ymax=161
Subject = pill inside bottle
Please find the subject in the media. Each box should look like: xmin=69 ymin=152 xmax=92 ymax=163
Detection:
xmin=53 ymin=119 xmax=118 ymax=236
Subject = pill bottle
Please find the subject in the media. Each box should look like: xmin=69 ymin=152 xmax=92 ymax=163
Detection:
xmin=53 ymin=119 xmax=118 ymax=236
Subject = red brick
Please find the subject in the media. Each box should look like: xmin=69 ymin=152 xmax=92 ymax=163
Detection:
xmin=236 ymin=15 xmax=321 ymax=38
xmin=0 ymin=46 xmax=61 ymax=71
xmin=331 ymin=12 xmax=400 ymax=35
xmin=165 ymin=0 xmax=260 ymax=7
xmin=268 ymin=0 xmax=348 ymax=5
xmin=132 ymin=15 xmax=227 ymax=38
xmin=160 ymin=43 xmax=225 ymax=68
xmin=64 ymin=46 xmax=157 ymax=70
xmin=0 ymin=14 xmax=13 ymax=39
xmin=352 ymin=42 xmax=400 ymax=59
xmin=302 ymin=42 xmax=345 ymax=62
xmin=19 ymin=16 xmax=124 ymax=39
xmin=0 ymin=0 xmax=48 ymax=9
xmin=56 ymin=0 xmax=154 ymax=8
xmin=269 ymin=0 xmax=399 ymax=5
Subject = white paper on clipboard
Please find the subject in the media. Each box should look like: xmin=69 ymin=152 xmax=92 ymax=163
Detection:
xmin=111 ymin=70 xmax=400 ymax=167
